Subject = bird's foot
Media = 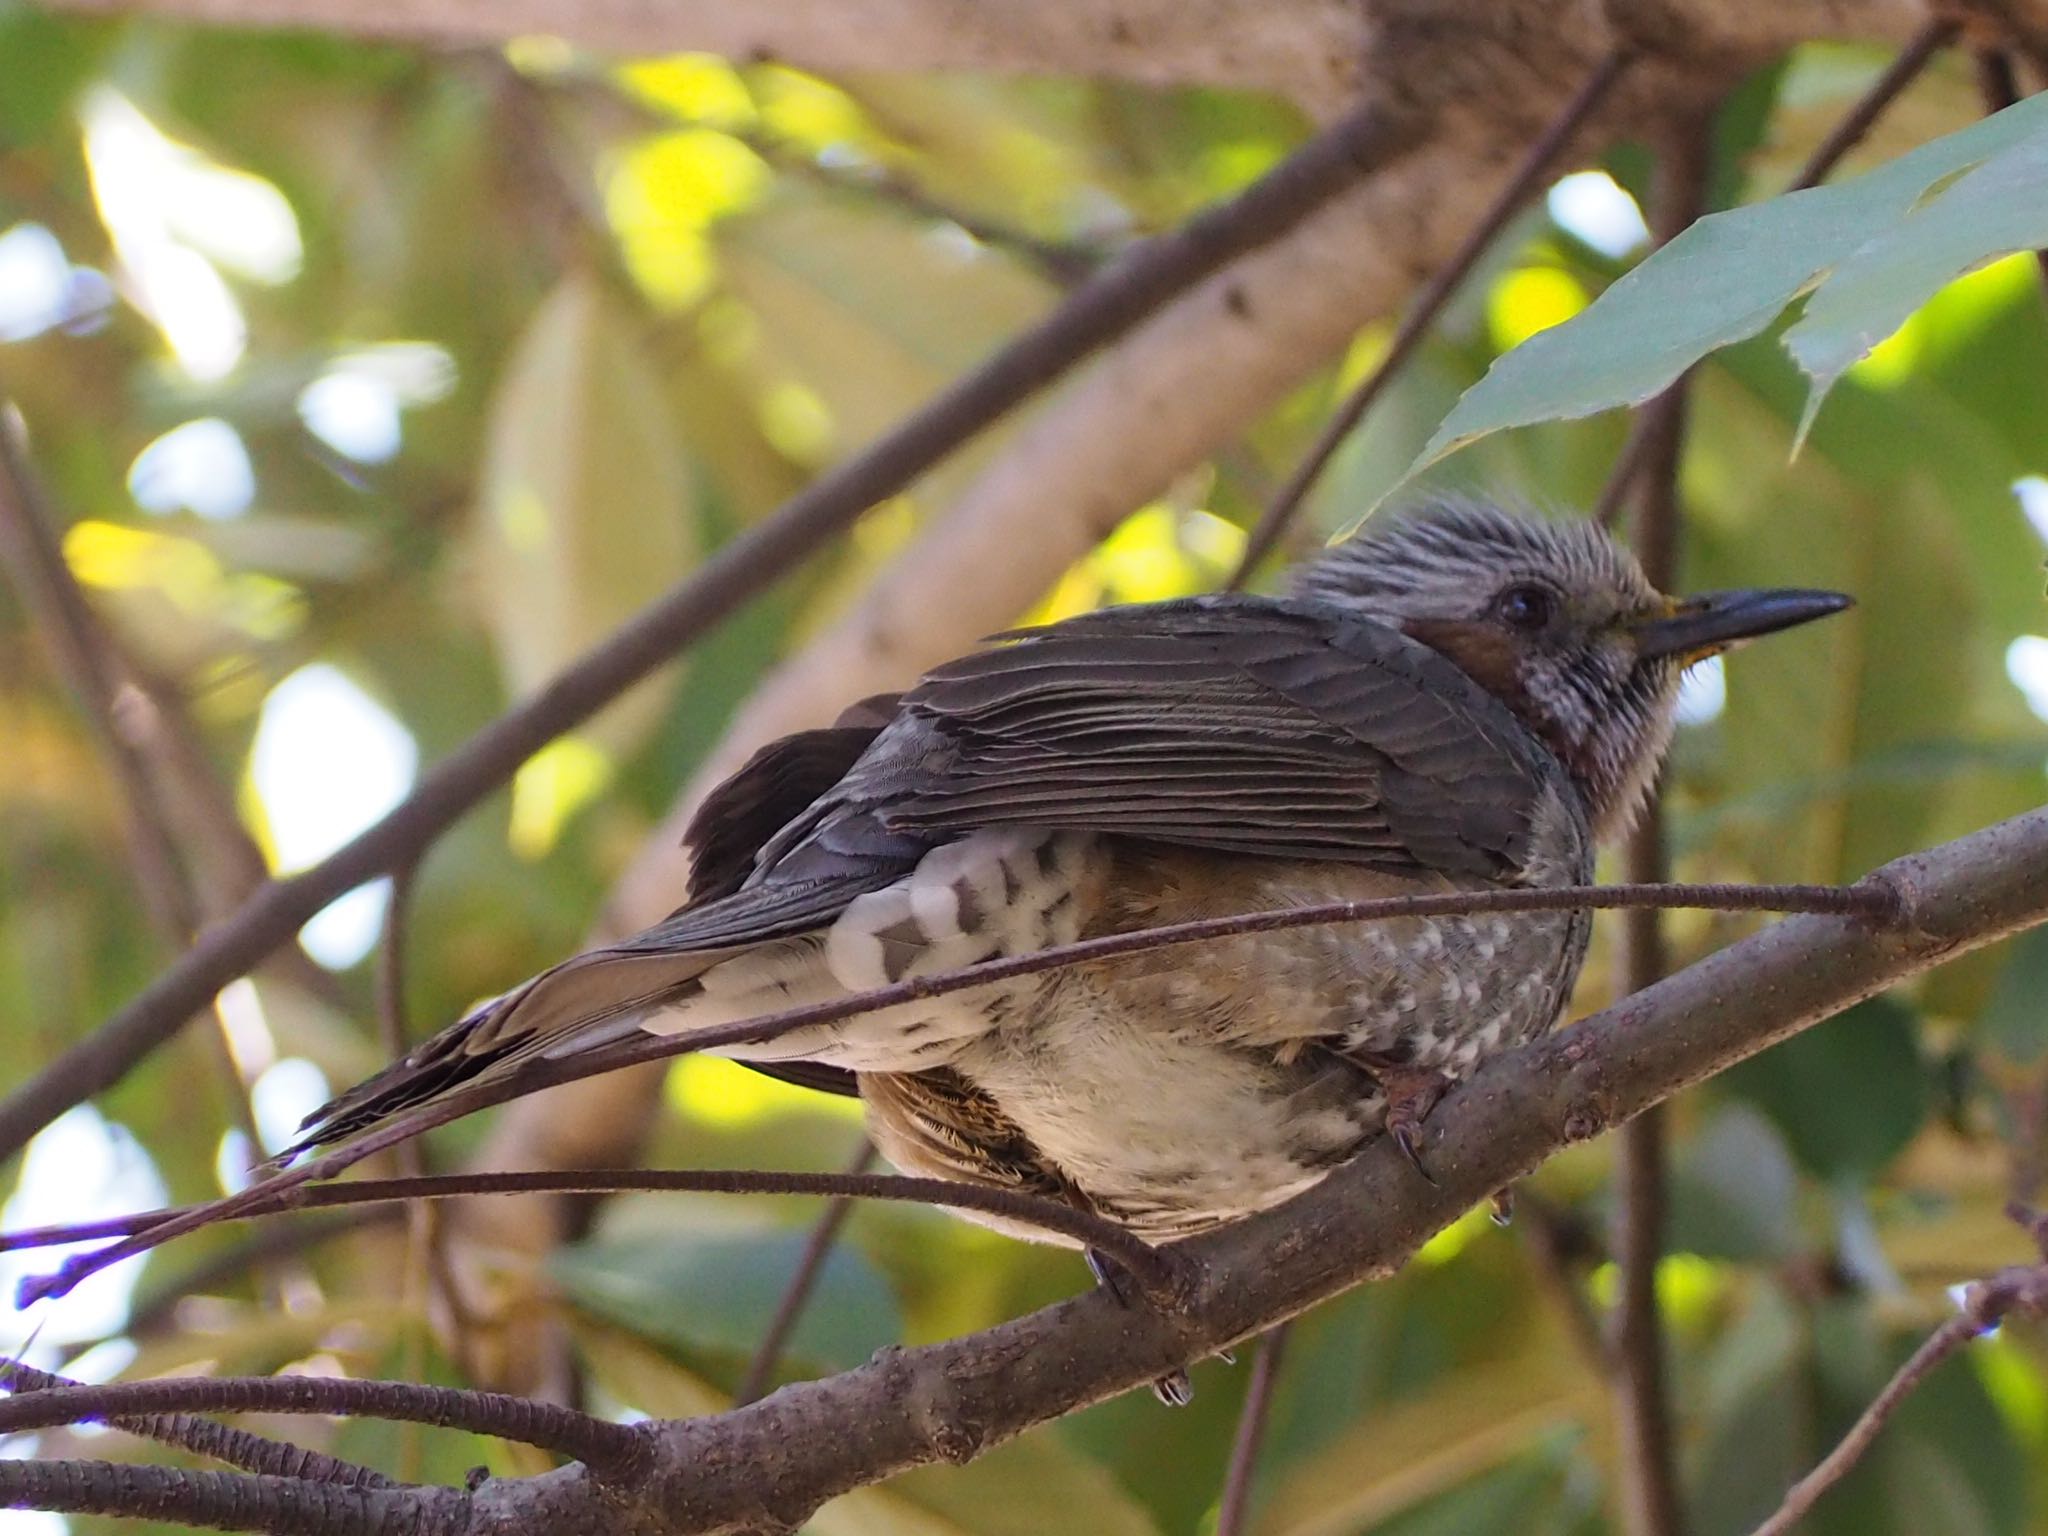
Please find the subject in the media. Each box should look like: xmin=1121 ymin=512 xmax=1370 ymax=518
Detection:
xmin=1358 ymin=1058 xmax=1452 ymax=1186
xmin=1087 ymin=1246 xmax=1196 ymax=1407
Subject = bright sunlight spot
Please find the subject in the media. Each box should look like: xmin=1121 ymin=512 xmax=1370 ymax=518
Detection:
xmin=1546 ymin=171 xmax=1650 ymax=258
xmin=667 ymin=1056 xmax=863 ymax=1130
xmin=297 ymin=342 xmax=455 ymax=465
xmin=1590 ymin=1251 xmax=1725 ymax=1332
xmin=2006 ymin=636 xmax=2048 ymax=724
xmin=298 ymin=373 xmax=402 ymax=463
xmin=250 ymin=1058 xmax=333 ymax=1156
xmin=2015 ymin=475 xmax=2048 ymax=548
xmin=1487 ymin=266 xmax=1590 ymax=352
xmin=0 ymin=224 xmax=74 ymax=341
xmin=1415 ymin=1206 xmax=1491 ymax=1266
xmin=1675 ymin=653 xmax=1727 ymax=727
xmin=509 ymin=735 xmax=613 ymax=860
xmin=127 ymin=417 xmax=256 ymax=520
xmin=250 ymin=664 xmax=419 ymax=968
xmin=0 ymin=1106 xmax=167 ymax=1351
xmin=82 ymin=89 xmax=300 ymax=381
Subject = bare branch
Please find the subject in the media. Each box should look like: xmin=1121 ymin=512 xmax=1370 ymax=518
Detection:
xmin=1749 ymin=1264 xmax=2048 ymax=1536
xmin=1230 ymin=47 xmax=1635 ymax=584
xmin=13 ymin=879 xmax=1899 ymax=1301
xmin=1789 ymin=18 xmax=1960 ymax=191
xmin=4 ymin=1168 xmax=1181 ymax=1298
xmin=23 ymin=0 xmax=1375 ymax=114
xmin=0 ymin=1374 xmax=642 ymax=1470
xmin=1214 ymin=1325 xmax=1288 ymax=1536
xmin=0 ymin=92 xmax=1423 ymax=1164
xmin=0 ymin=1362 xmax=395 ymax=1490
xmin=0 ymin=1459 xmax=467 ymax=1536
xmin=736 ymin=1140 xmax=880 ymax=1406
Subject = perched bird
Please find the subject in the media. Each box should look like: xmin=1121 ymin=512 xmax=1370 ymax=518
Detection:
xmin=296 ymin=500 xmax=1845 ymax=1265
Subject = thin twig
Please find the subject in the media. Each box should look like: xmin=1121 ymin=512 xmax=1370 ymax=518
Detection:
xmin=1749 ymin=1265 xmax=2048 ymax=1536
xmin=1229 ymin=47 xmax=1634 ymax=585
xmin=1515 ymin=1191 xmax=1610 ymax=1373
xmin=736 ymin=1140 xmax=880 ymax=1406
xmin=0 ymin=1361 xmax=395 ymax=1489
xmin=0 ymin=1372 xmax=642 ymax=1470
xmin=0 ymin=413 xmax=278 ymax=1166
xmin=1215 ymin=1324 xmax=1289 ymax=1536
xmin=3 ymin=1168 xmax=1178 ymax=1300
xmin=0 ymin=413 xmax=194 ymax=943
xmin=1606 ymin=106 xmax=1713 ymax=1536
xmin=0 ymin=93 xmax=1427 ymax=1166
xmin=1789 ymin=19 xmax=1961 ymax=192
xmin=15 ymin=878 xmax=1899 ymax=1303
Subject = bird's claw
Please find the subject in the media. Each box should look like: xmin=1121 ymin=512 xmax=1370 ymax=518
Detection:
xmin=1088 ymin=1246 xmax=1199 ymax=1407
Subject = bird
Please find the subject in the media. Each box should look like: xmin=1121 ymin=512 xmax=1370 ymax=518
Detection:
xmin=292 ymin=499 xmax=1846 ymax=1385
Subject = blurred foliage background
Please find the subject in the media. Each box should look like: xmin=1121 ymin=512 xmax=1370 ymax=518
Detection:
xmin=2 ymin=6 xmax=2048 ymax=1534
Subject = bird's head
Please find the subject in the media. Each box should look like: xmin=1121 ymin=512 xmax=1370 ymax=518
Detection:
xmin=1294 ymin=499 xmax=1850 ymax=843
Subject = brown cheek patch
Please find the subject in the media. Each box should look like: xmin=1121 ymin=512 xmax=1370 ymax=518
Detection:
xmin=1402 ymin=619 xmax=1526 ymax=702
xmin=1403 ymin=619 xmax=1593 ymax=779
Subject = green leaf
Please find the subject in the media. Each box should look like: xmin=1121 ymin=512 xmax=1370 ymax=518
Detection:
xmin=1400 ymin=88 xmax=2048 ymax=487
xmin=550 ymin=1225 xmax=900 ymax=1376
xmin=473 ymin=268 xmax=697 ymax=756
xmin=1666 ymin=1104 xmax=1803 ymax=1261
xmin=1784 ymin=133 xmax=2048 ymax=442
xmin=1719 ymin=997 xmax=1930 ymax=1181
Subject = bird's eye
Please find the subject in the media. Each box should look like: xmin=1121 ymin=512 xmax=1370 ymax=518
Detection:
xmin=1494 ymin=584 xmax=1557 ymax=631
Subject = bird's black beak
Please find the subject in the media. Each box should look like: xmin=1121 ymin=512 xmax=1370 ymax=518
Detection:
xmin=1630 ymin=588 xmax=1852 ymax=663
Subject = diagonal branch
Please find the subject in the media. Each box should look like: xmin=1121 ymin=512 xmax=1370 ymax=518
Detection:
xmin=14 ymin=880 xmax=1897 ymax=1302
xmin=0 ymin=92 xmax=1426 ymax=1164
xmin=1230 ymin=47 xmax=1634 ymax=583
xmin=2 ymin=1168 xmax=1179 ymax=1295
xmin=1748 ymin=1261 xmax=2048 ymax=1536
xmin=573 ymin=801 xmax=2048 ymax=1534
xmin=736 ymin=1139 xmax=879 ymax=1406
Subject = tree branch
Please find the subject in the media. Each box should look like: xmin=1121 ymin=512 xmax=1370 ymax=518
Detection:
xmin=0 ymin=1362 xmax=395 ymax=1490
xmin=5 ymin=1169 xmax=1180 ymax=1297
xmin=1214 ymin=1325 xmax=1288 ymax=1536
xmin=0 ymin=1375 xmax=641 ymax=1471
xmin=540 ymin=802 xmax=2048 ymax=1535
xmin=0 ymin=90 xmax=1425 ymax=1164
xmin=1748 ymin=1262 xmax=2048 ymax=1536
xmin=0 ymin=1459 xmax=467 ymax=1536
xmin=1229 ymin=47 xmax=1635 ymax=584
xmin=12 ymin=880 xmax=1899 ymax=1301
xmin=1789 ymin=17 xmax=1960 ymax=191
xmin=735 ymin=1140 xmax=879 ymax=1406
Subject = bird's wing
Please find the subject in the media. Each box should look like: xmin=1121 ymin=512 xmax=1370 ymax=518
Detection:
xmin=290 ymin=703 xmax=909 ymax=1151
xmin=875 ymin=597 xmax=1563 ymax=879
